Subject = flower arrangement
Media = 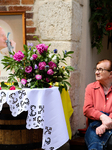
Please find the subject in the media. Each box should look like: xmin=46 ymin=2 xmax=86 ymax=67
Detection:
xmin=89 ymin=0 xmax=112 ymax=53
xmin=1 ymin=37 xmax=74 ymax=93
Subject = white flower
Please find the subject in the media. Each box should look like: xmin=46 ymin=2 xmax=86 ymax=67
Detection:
xmin=33 ymin=49 xmax=36 ymax=52
xmin=27 ymin=83 xmax=31 ymax=87
xmin=18 ymin=82 xmax=22 ymax=88
xmin=52 ymin=55 xmax=57 ymax=63
xmin=49 ymin=53 xmax=53 ymax=58
xmin=52 ymin=55 xmax=57 ymax=60
xmin=30 ymin=57 xmax=33 ymax=60
xmin=27 ymin=79 xmax=32 ymax=82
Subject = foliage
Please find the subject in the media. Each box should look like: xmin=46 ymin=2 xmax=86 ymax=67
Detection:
xmin=89 ymin=0 xmax=112 ymax=53
xmin=1 ymin=37 xmax=74 ymax=93
xmin=0 ymin=82 xmax=20 ymax=90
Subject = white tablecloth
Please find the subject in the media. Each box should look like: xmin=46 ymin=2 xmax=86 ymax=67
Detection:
xmin=0 ymin=87 xmax=69 ymax=150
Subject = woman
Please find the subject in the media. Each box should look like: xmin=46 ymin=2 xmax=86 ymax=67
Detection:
xmin=83 ymin=59 xmax=112 ymax=150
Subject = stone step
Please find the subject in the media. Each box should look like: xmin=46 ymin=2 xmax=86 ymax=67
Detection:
xmin=69 ymin=137 xmax=88 ymax=150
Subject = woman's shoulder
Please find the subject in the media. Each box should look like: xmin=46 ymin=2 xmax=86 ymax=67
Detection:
xmin=86 ymin=81 xmax=100 ymax=89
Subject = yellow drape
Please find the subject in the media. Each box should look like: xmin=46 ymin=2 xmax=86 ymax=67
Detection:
xmin=61 ymin=88 xmax=74 ymax=139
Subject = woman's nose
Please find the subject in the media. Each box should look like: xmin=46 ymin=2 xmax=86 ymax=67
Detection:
xmin=95 ymin=70 xmax=100 ymax=74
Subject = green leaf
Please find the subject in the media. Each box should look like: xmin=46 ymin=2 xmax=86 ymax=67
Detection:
xmin=33 ymin=36 xmax=42 ymax=43
xmin=62 ymin=81 xmax=67 ymax=91
xmin=24 ymin=45 xmax=28 ymax=52
xmin=66 ymin=51 xmax=74 ymax=54
xmin=63 ymin=81 xmax=71 ymax=87
xmin=61 ymin=61 xmax=67 ymax=65
xmin=66 ymin=66 xmax=75 ymax=71
xmin=1 ymin=82 xmax=8 ymax=88
xmin=48 ymin=44 xmax=51 ymax=47
xmin=13 ymin=82 xmax=19 ymax=86
xmin=58 ymin=85 xmax=63 ymax=93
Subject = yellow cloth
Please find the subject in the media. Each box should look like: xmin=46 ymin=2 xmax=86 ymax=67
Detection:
xmin=60 ymin=88 xmax=74 ymax=139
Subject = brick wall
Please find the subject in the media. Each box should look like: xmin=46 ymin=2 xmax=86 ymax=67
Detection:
xmin=0 ymin=0 xmax=38 ymax=42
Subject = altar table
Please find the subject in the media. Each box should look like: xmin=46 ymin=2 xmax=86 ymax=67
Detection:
xmin=0 ymin=87 xmax=71 ymax=150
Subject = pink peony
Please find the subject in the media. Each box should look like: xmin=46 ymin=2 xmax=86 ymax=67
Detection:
xmin=36 ymin=44 xmax=48 ymax=55
xmin=39 ymin=62 xmax=46 ymax=70
xmin=21 ymin=79 xmax=27 ymax=85
xmin=35 ymin=74 xmax=42 ymax=80
xmin=9 ymin=86 xmax=16 ymax=90
xmin=25 ymin=66 xmax=32 ymax=73
xmin=32 ymin=54 xmax=38 ymax=60
xmin=48 ymin=61 xmax=57 ymax=69
xmin=0 ymin=87 xmax=2 ymax=90
xmin=47 ymin=69 xmax=54 ymax=75
xmin=13 ymin=51 xmax=24 ymax=62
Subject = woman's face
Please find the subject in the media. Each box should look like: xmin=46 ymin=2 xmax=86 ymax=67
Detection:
xmin=95 ymin=61 xmax=111 ymax=82
xmin=0 ymin=27 xmax=7 ymax=50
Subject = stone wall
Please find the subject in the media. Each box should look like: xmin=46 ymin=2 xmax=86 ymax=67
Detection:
xmin=0 ymin=0 xmax=86 ymax=136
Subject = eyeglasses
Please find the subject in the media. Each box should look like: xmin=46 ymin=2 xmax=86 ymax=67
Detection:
xmin=94 ymin=68 xmax=111 ymax=73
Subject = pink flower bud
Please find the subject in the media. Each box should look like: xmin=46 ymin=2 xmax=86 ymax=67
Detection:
xmin=9 ymin=86 xmax=16 ymax=90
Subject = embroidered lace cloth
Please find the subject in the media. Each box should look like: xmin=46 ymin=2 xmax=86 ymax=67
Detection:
xmin=0 ymin=87 xmax=69 ymax=150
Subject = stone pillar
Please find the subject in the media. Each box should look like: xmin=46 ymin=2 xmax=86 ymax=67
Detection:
xmin=33 ymin=0 xmax=84 ymax=136
xmin=70 ymin=0 xmax=83 ymax=135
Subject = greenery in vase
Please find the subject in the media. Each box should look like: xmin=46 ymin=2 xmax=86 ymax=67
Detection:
xmin=1 ymin=37 xmax=74 ymax=93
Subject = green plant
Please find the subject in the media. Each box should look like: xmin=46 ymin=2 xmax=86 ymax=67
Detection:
xmin=89 ymin=0 xmax=112 ymax=53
